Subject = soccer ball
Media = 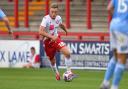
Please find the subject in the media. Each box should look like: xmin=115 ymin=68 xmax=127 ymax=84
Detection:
xmin=63 ymin=71 xmax=73 ymax=82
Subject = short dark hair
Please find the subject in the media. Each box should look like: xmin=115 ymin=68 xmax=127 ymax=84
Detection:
xmin=50 ymin=3 xmax=58 ymax=9
xmin=31 ymin=47 xmax=35 ymax=50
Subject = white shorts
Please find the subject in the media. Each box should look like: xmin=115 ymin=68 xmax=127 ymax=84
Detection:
xmin=110 ymin=30 xmax=128 ymax=53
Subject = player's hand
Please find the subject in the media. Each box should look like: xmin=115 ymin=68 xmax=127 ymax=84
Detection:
xmin=8 ymin=30 xmax=14 ymax=39
xmin=51 ymin=36 xmax=58 ymax=42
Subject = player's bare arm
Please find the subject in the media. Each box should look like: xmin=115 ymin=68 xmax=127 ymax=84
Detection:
xmin=59 ymin=24 xmax=68 ymax=35
xmin=39 ymin=26 xmax=57 ymax=41
xmin=2 ymin=16 xmax=12 ymax=34
xmin=107 ymin=1 xmax=114 ymax=15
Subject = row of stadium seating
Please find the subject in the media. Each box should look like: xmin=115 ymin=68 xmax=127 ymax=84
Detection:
xmin=59 ymin=0 xmax=108 ymax=32
xmin=0 ymin=0 xmax=109 ymax=40
xmin=0 ymin=0 xmax=46 ymax=31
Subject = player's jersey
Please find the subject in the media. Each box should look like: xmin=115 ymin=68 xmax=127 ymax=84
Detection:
xmin=112 ymin=0 xmax=128 ymax=21
xmin=110 ymin=0 xmax=128 ymax=35
xmin=40 ymin=15 xmax=62 ymax=36
xmin=0 ymin=9 xmax=6 ymax=19
xmin=28 ymin=54 xmax=40 ymax=64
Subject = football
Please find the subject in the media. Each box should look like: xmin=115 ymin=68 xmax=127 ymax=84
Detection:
xmin=63 ymin=71 xmax=73 ymax=82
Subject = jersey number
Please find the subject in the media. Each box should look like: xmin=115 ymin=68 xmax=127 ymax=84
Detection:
xmin=58 ymin=42 xmax=65 ymax=47
xmin=118 ymin=0 xmax=128 ymax=13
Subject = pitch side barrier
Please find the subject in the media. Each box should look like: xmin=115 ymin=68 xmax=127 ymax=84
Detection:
xmin=41 ymin=40 xmax=128 ymax=70
xmin=40 ymin=40 xmax=111 ymax=70
xmin=0 ymin=40 xmax=39 ymax=68
xmin=59 ymin=40 xmax=110 ymax=70
xmin=0 ymin=40 xmax=127 ymax=70
xmin=59 ymin=41 xmax=128 ymax=70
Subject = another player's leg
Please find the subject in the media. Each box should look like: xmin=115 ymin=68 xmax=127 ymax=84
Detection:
xmin=110 ymin=31 xmax=128 ymax=89
xmin=49 ymin=57 xmax=60 ymax=81
xmin=111 ymin=54 xmax=127 ymax=89
xmin=100 ymin=31 xmax=117 ymax=89
xmin=44 ymin=43 xmax=60 ymax=81
xmin=60 ymin=46 xmax=72 ymax=71
xmin=59 ymin=46 xmax=77 ymax=79
xmin=100 ymin=50 xmax=117 ymax=89
xmin=100 ymin=56 xmax=117 ymax=89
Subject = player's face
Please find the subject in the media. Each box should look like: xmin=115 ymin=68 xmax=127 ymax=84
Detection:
xmin=50 ymin=8 xmax=58 ymax=19
xmin=31 ymin=49 xmax=35 ymax=56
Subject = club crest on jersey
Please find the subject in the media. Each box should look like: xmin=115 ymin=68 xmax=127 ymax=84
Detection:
xmin=56 ymin=20 xmax=59 ymax=24
xmin=49 ymin=25 xmax=54 ymax=30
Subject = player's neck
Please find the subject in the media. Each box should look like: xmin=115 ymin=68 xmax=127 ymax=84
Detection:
xmin=49 ymin=14 xmax=56 ymax=20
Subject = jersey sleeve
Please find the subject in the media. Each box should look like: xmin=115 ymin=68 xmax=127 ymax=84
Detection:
xmin=40 ymin=16 xmax=47 ymax=27
xmin=58 ymin=16 xmax=62 ymax=25
xmin=0 ymin=9 xmax=6 ymax=19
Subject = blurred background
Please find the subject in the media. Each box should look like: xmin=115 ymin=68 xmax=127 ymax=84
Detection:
xmin=0 ymin=0 xmax=109 ymax=40
xmin=0 ymin=1 xmax=128 ymax=89
xmin=0 ymin=0 xmax=114 ymax=69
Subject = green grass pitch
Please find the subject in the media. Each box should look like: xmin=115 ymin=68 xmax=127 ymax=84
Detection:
xmin=0 ymin=68 xmax=127 ymax=89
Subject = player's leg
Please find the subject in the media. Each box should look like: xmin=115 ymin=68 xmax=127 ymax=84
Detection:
xmin=45 ymin=45 xmax=61 ymax=80
xmin=46 ymin=55 xmax=61 ymax=80
xmin=49 ymin=57 xmax=60 ymax=80
xmin=55 ymin=37 xmax=72 ymax=71
xmin=100 ymin=50 xmax=117 ymax=89
xmin=100 ymin=31 xmax=117 ymax=89
xmin=111 ymin=54 xmax=127 ymax=89
xmin=50 ymin=57 xmax=59 ymax=74
xmin=111 ymin=31 xmax=128 ymax=89
xmin=59 ymin=46 xmax=72 ymax=72
xmin=59 ymin=46 xmax=78 ymax=79
xmin=44 ymin=39 xmax=58 ymax=73
xmin=44 ymin=41 xmax=60 ymax=80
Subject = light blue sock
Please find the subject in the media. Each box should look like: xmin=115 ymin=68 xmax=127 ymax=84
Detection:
xmin=112 ymin=62 xmax=125 ymax=88
xmin=104 ymin=57 xmax=117 ymax=82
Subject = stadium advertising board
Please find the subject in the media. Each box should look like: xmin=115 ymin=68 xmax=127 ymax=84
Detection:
xmin=59 ymin=41 xmax=110 ymax=70
xmin=40 ymin=40 xmax=128 ymax=70
xmin=0 ymin=40 xmax=39 ymax=68
xmin=40 ymin=40 xmax=110 ymax=69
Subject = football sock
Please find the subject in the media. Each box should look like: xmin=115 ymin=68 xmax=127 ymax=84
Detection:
xmin=65 ymin=57 xmax=72 ymax=71
xmin=111 ymin=86 xmax=118 ymax=89
xmin=111 ymin=62 xmax=125 ymax=89
xmin=52 ymin=63 xmax=59 ymax=74
xmin=103 ymin=56 xmax=117 ymax=86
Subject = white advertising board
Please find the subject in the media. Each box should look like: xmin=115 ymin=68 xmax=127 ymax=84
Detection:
xmin=0 ymin=40 xmax=39 ymax=68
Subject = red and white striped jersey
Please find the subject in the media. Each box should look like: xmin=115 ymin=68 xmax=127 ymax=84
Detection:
xmin=40 ymin=15 xmax=62 ymax=36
